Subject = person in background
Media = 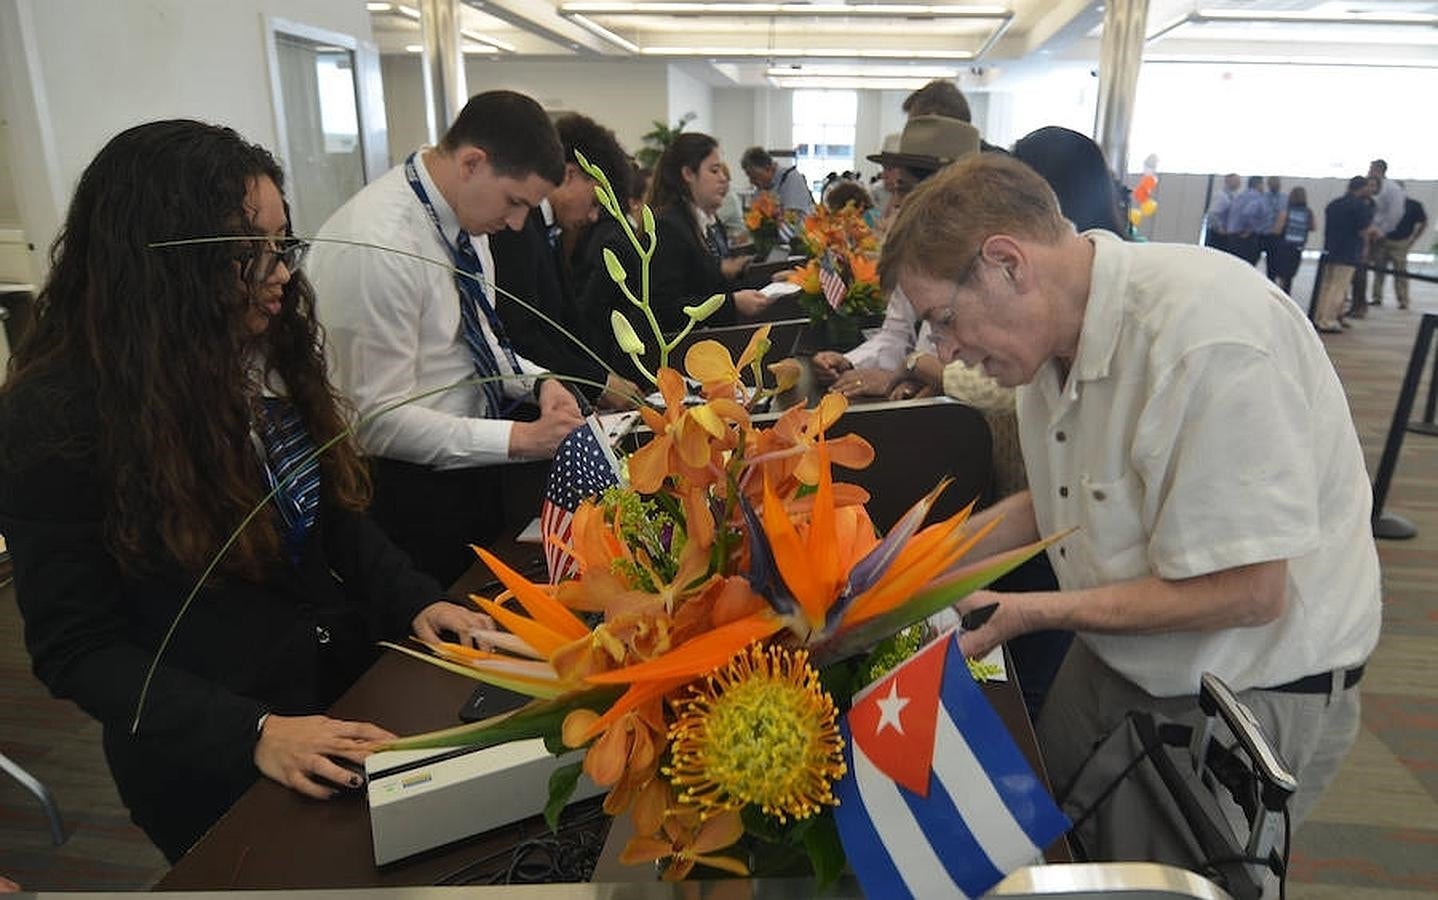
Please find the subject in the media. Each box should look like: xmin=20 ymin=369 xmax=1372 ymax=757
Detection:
xmin=901 ymin=78 xmax=1006 ymax=154
xmin=1011 ymin=126 xmax=1127 ymax=237
xmin=1227 ymin=175 xmax=1272 ymax=265
xmin=1261 ymin=175 xmax=1286 ymax=280
xmin=868 ymin=132 xmax=902 ymax=234
xmin=811 ymin=116 xmax=982 ymax=401
xmin=1204 ymin=172 xmax=1241 ymax=254
xmin=594 ymin=133 xmax=773 ymax=340
xmin=715 ymin=161 xmax=750 ymax=251
xmin=307 ymin=91 xmax=584 ymax=585
xmin=739 ymin=146 xmax=814 ymax=216
xmin=0 ymin=120 xmax=490 ymax=862
xmin=885 ymin=152 xmax=1378 ymax=841
xmin=1268 ymin=186 xmax=1315 ymax=296
xmin=489 ymin=113 xmax=639 ymax=410
xmin=1372 ymin=179 xmax=1425 ymax=310
xmin=1364 ymin=159 xmax=1407 ymax=308
xmin=1315 ymin=176 xmax=1375 ymax=333
xmin=823 ymin=179 xmax=874 ymax=219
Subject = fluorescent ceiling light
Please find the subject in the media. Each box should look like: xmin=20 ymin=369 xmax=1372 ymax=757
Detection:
xmin=1195 ymin=8 xmax=1438 ymax=27
xmin=566 ymin=13 xmax=641 ymax=52
xmin=405 ymin=43 xmax=500 ymax=54
xmin=396 ymin=4 xmax=421 ymax=20
xmin=461 ymin=28 xmax=517 ymax=52
xmin=561 ymin=2 xmax=1008 ymax=17
xmin=1145 ymin=54 xmax=1438 ymax=69
xmin=366 ymin=2 xmax=393 ymax=11
xmin=765 ymin=64 xmax=958 ymax=78
xmin=640 ymin=45 xmax=973 ymax=58
xmin=768 ymin=75 xmax=936 ymax=89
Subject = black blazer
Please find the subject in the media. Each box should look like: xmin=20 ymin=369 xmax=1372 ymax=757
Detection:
xmin=0 ymin=376 xmax=442 ymax=861
xmin=490 ymin=208 xmax=610 ymax=400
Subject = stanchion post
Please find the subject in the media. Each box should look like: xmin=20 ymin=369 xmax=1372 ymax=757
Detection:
xmin=1371 ymin=313 xmax=1437 ymax=539
xmin=1410 ymin=344 xmax=1438 ymax=436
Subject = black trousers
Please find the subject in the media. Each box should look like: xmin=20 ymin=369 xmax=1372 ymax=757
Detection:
xmin=369 ymin=457 xmax=507 ymax=586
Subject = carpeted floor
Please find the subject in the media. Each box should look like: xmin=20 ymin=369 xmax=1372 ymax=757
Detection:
xmin=1 ymin=261 xmax=1436 ymax=894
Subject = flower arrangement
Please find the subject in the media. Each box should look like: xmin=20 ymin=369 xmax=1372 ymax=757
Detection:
xmin=377 ymin=154 xmax=1052 ymax=883
xmin=786 ymin=204 xmax=885 ymax=350
xmin=800 ymin=201 xmax=878 ymax=260
xmin=742 ymin=191 xmax=803 ymax=260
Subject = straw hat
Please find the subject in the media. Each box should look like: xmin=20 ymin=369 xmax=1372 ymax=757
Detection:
xmin=866 ymin=115 xmax=981 ymax=172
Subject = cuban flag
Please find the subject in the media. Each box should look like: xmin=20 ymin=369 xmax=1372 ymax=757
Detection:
xmin=539 ymin=415 xmax=622 ymax=583
xmin=834 ymin=630 xmax=1069 ymax=899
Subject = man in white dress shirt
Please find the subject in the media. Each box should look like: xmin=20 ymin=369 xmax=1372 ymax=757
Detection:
xmin=883 ymin=154 xmax=1380 ymax=836
xmin=308 ymin=90 xmax=584 ymax=583
xmin=1363 ymin=158 xmax=1407 ymax=307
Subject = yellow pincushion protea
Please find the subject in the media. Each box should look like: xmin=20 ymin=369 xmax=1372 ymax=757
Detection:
xmin=665 ymin=643 xmax=846 ymax=823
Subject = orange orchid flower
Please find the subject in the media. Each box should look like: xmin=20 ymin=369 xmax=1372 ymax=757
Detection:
xmin=848 ymin=252 xmax=878 ymax=288
xmin=750 ymin=393 xmax=875 ymax=496
xmin=628 ymin=367 xmax=748 ymax=494
xmin=684 ymin=328 xmax=772 ymax=401
xmin=620 ymin=807 xmax=748 ymax=880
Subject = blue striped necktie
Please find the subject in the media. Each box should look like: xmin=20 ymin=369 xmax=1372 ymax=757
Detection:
xmin=454 ymin=231 xmax=522 ymax=417
xmin=258 ymin=396 xmax=320 ymax=562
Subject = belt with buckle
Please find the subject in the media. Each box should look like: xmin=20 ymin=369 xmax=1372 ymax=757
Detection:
xmin=1266 ymin=664 xmax=1365 ymax=695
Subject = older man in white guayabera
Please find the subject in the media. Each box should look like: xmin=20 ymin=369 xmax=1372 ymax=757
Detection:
xmin=882 ymin=152 xmax=1379 ymax=842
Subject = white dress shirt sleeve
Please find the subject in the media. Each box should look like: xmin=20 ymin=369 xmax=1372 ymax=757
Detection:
xmin=311 ymin=233 xmax=518 ymax=469
xmin=845 ymin=289 xmax=916 ymax=371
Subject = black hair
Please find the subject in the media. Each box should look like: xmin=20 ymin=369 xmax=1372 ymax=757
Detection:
xmin=1 ymin=119 xmax=369 ymax=577
xmin=1012 ymin=126 xmax=1127 ymax=237
xmin=555 ymin=113 xmax=631 ymax=206
xmin=440 ymin=90 xmax=565 ymax=185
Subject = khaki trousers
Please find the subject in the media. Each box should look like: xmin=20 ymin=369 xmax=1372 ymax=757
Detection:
xmin=1371 ymin=236 xmax=1417 ymax=308
xmin=1315 ymin=262 xmax=1356 ymax=328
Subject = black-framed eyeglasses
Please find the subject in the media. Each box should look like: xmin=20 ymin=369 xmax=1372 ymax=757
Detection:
xmin=238 ymin=238 xmax=310 ymax=283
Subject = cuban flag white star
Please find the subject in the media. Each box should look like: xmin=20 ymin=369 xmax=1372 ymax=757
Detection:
xmin=875 ymin=681 xmax=910 ymax=736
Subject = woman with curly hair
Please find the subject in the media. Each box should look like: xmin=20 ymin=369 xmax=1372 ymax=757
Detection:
xmin=0 ymin=120 xmax=489 ymax=861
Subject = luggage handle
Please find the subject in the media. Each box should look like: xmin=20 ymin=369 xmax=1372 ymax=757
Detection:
xmin=1195 ymin=673 xmax=1297 ymax=806
xmin=1194 ymin=672 xmax=1298 ymax=890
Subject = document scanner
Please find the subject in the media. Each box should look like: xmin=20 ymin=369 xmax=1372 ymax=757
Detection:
xmin=365 ymin=739 xmax=604 ymax=865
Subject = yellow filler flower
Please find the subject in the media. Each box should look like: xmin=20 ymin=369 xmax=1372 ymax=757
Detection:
xmin=665 ymin=643 xmax=846 ymax=824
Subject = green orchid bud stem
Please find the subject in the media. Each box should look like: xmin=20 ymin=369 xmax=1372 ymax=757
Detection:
xmin=682 ymin=292 xmax=726 ymax=323
xmin=603 ymin=247 xmax=628 ymax=285
xmin=611 ymin=310 xmax=646 ymax=355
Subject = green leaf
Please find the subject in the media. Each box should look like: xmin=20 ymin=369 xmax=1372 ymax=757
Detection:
xmin=802 ymin=813 xmax=846 ymax=888
xmin=380 ymin=683 xmax=624 ymax=751
xmin=544 ymin=761 xmax=584 ymax=833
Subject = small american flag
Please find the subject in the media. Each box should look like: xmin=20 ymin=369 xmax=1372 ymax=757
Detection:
xmin=819 ymin=253 xmax=848 ymax=311
xmin=540 ymin=416 xmax=623 ymax=583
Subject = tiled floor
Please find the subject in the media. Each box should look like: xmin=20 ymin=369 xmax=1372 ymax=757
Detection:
xmin=1 ymin=261 xmax=1436 ymax=895
xmin=1283 ymin=264 xmax=1438 ymax=898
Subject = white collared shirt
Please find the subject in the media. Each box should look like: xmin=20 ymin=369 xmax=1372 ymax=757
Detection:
xmin=308 ymin=150 xmax=542 ymax=470
xmin=1017 ymin=231 xmax=1380 ymax=696
xmin=844 ymin=288 xmax=936 ymax=371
